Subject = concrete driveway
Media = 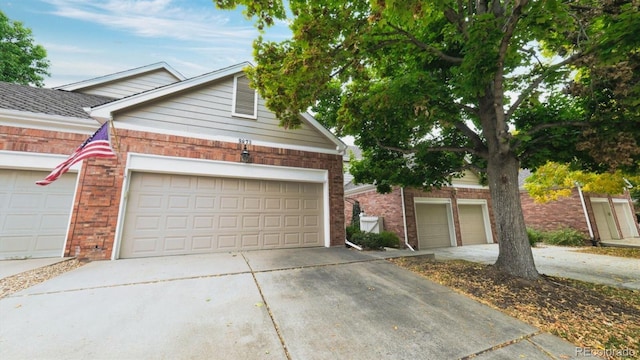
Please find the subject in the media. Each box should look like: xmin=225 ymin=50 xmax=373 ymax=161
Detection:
xmin=0 ymin=247 xmax=578 ymax=359
xmin=431 ymin=243 xmax=640 ymax=290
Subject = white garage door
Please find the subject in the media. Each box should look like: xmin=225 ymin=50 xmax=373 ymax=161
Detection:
xmin=119 ymin=172 xmax=324 ymax=258
xmin=458 ymin=204 xmax=488 ymax=245
xmin=592 ymin=201 xmax=619 ymax=241
xmin=0 ymin=170 xmax=76 ymax=259
xmin=613 ymin=202 xmax=639 ymax=238
xmin=415 ymin=203 xmax=452 ymax=249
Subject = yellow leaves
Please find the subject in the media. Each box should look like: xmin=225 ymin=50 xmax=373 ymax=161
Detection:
xmin=524 ymin=161 xmax=634 ymax=203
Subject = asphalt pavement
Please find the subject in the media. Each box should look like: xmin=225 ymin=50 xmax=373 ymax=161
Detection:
xmin=0 ymin=247 xmax=580 ymax=360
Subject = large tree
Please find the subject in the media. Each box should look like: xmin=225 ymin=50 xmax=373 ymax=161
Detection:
xmin=216 ymin=0 xmax=639 ymax=279
xmin=0 ymin=10 xmax=50 ymax=87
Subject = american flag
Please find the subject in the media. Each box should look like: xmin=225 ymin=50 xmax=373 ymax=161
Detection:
xmin=36 ymin=122 xmax=116 ymax=186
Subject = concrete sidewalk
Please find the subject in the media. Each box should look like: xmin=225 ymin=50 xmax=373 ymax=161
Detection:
xmin=0 ymin=247 xmax=579 ymax=360
xmin=431 ymin=243 xmax=640 ymax=290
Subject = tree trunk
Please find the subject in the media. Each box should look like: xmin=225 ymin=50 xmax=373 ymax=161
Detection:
xmin=486 ymin=152 xmax=539 ymax=279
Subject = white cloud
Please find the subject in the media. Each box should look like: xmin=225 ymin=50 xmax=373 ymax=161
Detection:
xmin=42 ymin=0 xmax=258 ymax=42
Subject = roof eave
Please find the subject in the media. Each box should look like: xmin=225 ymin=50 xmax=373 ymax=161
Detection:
xmin=54 ymin=62 xmax=186 ymax=91
xmin=0 ymin=108 xmax=100 ymax=134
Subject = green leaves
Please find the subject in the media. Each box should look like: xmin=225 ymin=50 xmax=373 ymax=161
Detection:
xmin=0 ymin=11 xmax=50 ymax=87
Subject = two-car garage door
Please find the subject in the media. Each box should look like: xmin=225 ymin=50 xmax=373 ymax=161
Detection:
xmin=119 ymin=172 xmax=324 ymax=258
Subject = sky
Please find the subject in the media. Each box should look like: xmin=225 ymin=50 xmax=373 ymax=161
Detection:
xmin=1 ymin=0 xmax=292 ymax=88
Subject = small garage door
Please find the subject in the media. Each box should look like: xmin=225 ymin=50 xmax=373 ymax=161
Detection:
xmin=0 ymin=170 xmax=75 ymax=259
xmin=592 ymin=201 xmax=619 ymax=241
xmin=458 ymin=204 xmax=488 ymax=245
xmin=415 ymin=203 xmax=452 ymax=249
xmin=613 ymin=202 xmax=639 ymax=238
xmin=119 ymin=172 xmax=324 ymax=258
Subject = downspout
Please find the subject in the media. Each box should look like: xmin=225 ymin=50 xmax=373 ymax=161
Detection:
xmin=401 ymin=187 xmax=415 ymax=251
xmin=576 ymin=182 xmax=595 ymax=242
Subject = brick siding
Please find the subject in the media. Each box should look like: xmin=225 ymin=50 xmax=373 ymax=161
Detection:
xmin=345 ymin=186 xmax=495 ymax=249
xmin=2 ymin=125 xmax=345 ymax=259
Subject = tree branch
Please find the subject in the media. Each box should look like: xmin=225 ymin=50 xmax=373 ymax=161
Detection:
xmin=451 ymin=121 xmax=489 ymax=158
xmin=386 ymin=23 xmax=464 ymax=64
xmin=506 ymin=52 xmax=584 ymax=121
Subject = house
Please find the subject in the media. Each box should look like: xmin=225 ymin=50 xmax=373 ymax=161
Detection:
xmin=0 ymin=62 xmax=347 ymax=260
xmin=343 ymin=149 xmax=496 ymax=250
xmin=519 ymin=170 xmax=640 ymax=243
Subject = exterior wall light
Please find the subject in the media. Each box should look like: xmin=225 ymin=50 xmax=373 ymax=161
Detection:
xmin=240 ymin=143 xmax=251 ymax=163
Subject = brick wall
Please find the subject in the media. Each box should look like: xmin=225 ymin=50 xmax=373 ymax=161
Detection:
xmin=2 ymin=125 xmax=345 ymax=259
xmin=520 ymin=189 xmax=640 ymax=240
xmin=520 ymin=189 xmax=590 ymax=235
xmin=345 ymin=186 xmax=495 ymax=249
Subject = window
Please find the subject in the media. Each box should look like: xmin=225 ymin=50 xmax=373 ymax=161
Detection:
xmin=232 ymin=74 xmax=257 ymax=119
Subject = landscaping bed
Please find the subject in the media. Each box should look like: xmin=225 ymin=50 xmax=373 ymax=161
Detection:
xmin=390 ymin=256 xmax=639 ymax=360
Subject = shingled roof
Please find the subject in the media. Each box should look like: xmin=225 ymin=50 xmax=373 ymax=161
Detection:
xmin=0 ymin=81 xmax=113 ymax=119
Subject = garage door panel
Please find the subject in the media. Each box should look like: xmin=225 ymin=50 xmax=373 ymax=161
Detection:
xmin=120 ymin=172 xmax=323 ymax=258
xmin=192 ymin=236 xmax=213 ymax=250
xmin=241 ymin=234 xmax=260 ymax=247
xmin=244 ymin=197 xmax=261 ymax=209
xmin=1 ymin=170 xmax=74 ymax=259
xmin=1 ymin=236 xmax=30 ymax=252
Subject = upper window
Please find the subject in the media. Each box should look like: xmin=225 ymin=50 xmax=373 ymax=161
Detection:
xmin=232 ymin=74 xmax=258 ymax=119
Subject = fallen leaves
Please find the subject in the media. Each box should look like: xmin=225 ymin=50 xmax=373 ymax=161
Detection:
xmin=390 ymin=256 xmax=639 ymax=360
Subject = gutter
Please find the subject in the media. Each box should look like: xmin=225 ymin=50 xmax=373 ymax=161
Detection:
xmin=401 ymin=187 xmax=415 ymax=251
xmin=576 ymin=182 xmax=595 ymax=242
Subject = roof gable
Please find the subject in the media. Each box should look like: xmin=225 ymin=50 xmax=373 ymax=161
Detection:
xmin=54 ymin=62 xmax=185 ymax=99
xmin=87 ymin=62 xmax=346 ymax=154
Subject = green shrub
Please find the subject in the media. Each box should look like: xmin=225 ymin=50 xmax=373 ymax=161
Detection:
xmin=543 ymin=228 xmax=587 ymax=247
xmin=351 ymin=232 xmax=383 ymax=249
xmin=350 ymin=231 xmax=401 ymax=250
xmin=345 ymin=224 xmax=361 ymax=241
xmin=526 ymin=228 xmax=545 ymax=247
xmin=378 ymin=231 xmax=400 ymax=248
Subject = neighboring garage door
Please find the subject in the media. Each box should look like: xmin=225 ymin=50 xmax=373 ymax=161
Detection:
xmin=592 ymin=201 xmax=619 ymax=241
xmin=415 ymin=203 xmax=452 ymax=249
xmin=120 ymin=172 xmax=324 ymax=258
xmin=458 ymin=204 xmax=488 ymax=245
xmin=0 ymin=170 xmax=75 ymax=259
xmin=613 ymin=202 xmax=639 ymax=238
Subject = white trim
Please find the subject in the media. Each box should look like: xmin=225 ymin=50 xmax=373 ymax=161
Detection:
xmin=231 ymin=74 xmax=258 ymax=119
xmin=0 ymin=150 xmax=82 ymax=258
xmin=446 ymin=183 xmax=488 ymax=189
xmin=456 ymin=198 xmax=494 ymax=244
xmin=55 ymin=62 xmax=186 ymax=91
xmin=112 ymin=153 xmax=331 ymax=259
xmin=0 ymin=150 xmax=82 ymax=172
xmin=344 ymin=184 xmax=377 ymax=196
xmin=88 ymin=63 xmax=250 ymax=122
xmin=0 ymin=108 xmax=99 ymax=134
xmin=590 ymin=197 xmax=609 ymax=203
xmin=301 ymin=113 xmax=347 ymax=153
xmin=413 ymin=197 xmax=457 ymax=247
xmin=109 ymin=122 xmax=344 ymax=156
